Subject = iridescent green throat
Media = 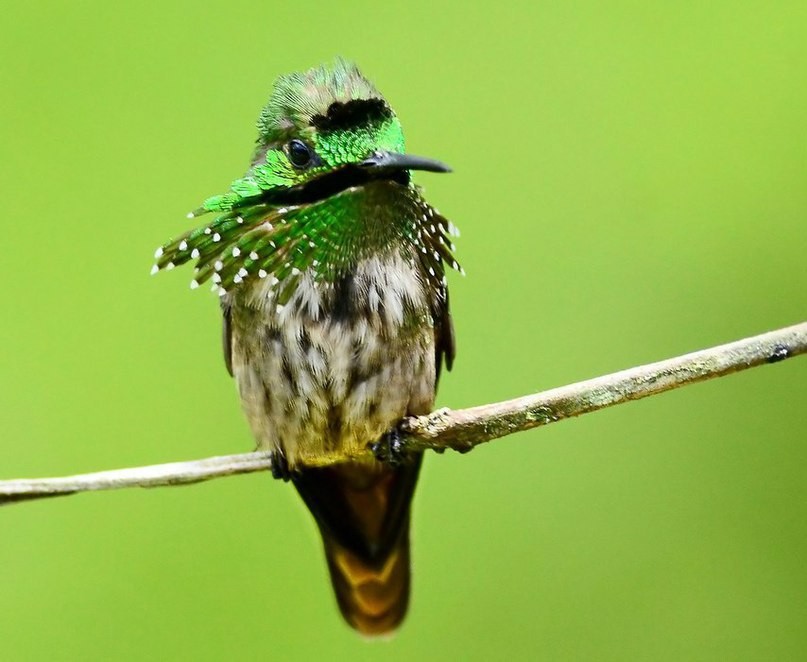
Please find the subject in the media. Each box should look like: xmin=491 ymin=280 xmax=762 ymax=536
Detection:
xmin=152 ymin=180 xmax=460 ymax=304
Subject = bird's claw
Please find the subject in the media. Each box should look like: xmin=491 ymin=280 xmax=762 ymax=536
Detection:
xmin=371 ymin=425 xmax=409 ymax=466
xmin=270 ymin=451 xmax=293 ymax=482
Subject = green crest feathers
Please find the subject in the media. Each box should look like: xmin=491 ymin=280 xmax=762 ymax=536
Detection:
xmin=257 ymin=58 xmax=382 ymax=141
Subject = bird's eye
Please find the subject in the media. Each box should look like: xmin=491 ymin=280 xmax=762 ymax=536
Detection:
xmin=287 ymin=139 xmax=313 ymax=168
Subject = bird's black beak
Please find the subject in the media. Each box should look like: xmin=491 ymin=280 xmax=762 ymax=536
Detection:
xmin=360 ymin=151 xmax=452 ymax=173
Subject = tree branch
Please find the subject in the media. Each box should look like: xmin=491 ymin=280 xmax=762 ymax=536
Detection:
xmin=402 ymin=321 xmax=806 ymax=453
xmin=1 ymin=322 xmax=804 ymax=505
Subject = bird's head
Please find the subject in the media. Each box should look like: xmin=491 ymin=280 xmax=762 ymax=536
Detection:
xmin=202 ymin=59 xmax=450 ymax=213
xmin=152 ymin=60 xmax=459 ymax=299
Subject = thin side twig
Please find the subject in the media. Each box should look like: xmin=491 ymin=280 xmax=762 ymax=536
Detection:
xmin=1 ymin=321 xmax=804 ymax=505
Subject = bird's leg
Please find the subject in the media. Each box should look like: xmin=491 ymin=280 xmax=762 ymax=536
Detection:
xmin=371 ymin=423 xmax=409 ymax=467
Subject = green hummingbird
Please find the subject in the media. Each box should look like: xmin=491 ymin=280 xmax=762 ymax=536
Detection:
xmin=152 ymin=59 xmax=460 ymax=636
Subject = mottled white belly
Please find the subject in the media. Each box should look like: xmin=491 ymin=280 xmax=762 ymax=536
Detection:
xmin=229 ymin=255 xmax=436 ymax=467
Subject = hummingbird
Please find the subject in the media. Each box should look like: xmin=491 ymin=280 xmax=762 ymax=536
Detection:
xmin=152 ymin=59 xmax=460 ymax=636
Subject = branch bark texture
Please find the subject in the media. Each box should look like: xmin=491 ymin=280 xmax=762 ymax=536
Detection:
xmin=1 ymin=322 xmax=804 ymax=505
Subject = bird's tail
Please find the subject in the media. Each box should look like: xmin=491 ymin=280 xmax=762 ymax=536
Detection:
xmin=292 ymin=455 xmax=422 ymax=636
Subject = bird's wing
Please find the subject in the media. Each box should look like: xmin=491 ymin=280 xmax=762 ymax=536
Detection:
xmin=433 ymin=286 xmax=455 ymax=386
xmin=221 ymin=302 xmax=233 ymax=377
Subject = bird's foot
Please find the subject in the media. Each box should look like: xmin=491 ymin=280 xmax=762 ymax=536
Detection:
xmin=270 ymin=451 xmax=293 ymax=482
xmin=371 ymin=424 xmax=409 ymax=467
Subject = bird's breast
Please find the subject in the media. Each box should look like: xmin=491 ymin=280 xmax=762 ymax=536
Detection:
xmin=229 ymin=251 xmax=437 ymax=467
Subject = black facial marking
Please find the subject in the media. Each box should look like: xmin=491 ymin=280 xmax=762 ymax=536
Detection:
xmin=310 ymin=98 xmax=392 ymax=132
xmin=267 ymin=165 xmax=410 ymax=207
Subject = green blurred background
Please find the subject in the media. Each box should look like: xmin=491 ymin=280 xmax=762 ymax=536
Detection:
xmin=1 ymin=1 xmax=806 ymax=660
